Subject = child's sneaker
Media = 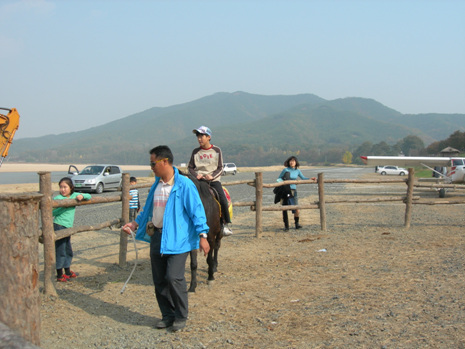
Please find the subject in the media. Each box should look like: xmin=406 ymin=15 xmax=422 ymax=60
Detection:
xmin=223 ymin=225 xmax=233 ymax=236
xmin=66 ymin=271 xmax=78 ymax=278
xmin=57 ymin=275 xmax=68 ymax=282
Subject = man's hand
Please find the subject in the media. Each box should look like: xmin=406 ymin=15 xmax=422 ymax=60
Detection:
xmin=196 ymin=174 xmax=203 ymax=180
xmin=199 ymin=237 xmax=210 ymax=256
xmin=122 ymin=221 xmax=138 ymax=235
xmin=204 ymin=174 xmax=213 ymax=181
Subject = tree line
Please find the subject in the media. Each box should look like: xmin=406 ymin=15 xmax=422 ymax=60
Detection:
xmin=15 ymin=130 xmax=464 ymax=167
xmin=226 ymin=130 xmax=464 ymax=167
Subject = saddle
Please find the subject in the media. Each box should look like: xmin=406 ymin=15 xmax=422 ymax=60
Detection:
xmin=208 ymin=186 xmax=220 ymax=202
xmin=185 ymin=172 xmax=222 ymax=219
xmin=205 ymin=184 xmax=222 ymax=219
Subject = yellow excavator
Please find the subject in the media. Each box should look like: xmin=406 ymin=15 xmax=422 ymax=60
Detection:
xmin=0 ymin=108 xmax=20 ymax=168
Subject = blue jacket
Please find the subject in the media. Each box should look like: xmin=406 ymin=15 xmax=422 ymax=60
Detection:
xmin=135 ymin=167 xmax=209 ymax=254
xmin=278 ymin=167 xmax=309 ymax=190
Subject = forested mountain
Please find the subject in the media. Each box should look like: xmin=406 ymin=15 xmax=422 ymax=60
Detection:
xmin=9 ymin=92 xmax=465 ymax=166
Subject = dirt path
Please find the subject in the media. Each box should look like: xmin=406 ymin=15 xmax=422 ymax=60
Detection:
xmin=37 ymin=178 xmax=465 ymax=348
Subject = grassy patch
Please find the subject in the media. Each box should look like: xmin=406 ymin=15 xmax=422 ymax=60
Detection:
xmin=415 ymin=167 xmax=434 ymax=178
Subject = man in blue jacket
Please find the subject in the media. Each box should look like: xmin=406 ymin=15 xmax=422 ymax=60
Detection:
xmin=123 ymin=145 xmax=210 ymax=332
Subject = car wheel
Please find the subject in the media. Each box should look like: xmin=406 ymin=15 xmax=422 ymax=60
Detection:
xmin=399 ymin=172 xmax=405 ymax=176
xmin=439 ymin=188 xmax=446 ymax=198
xmin=232 ymin=170 xmax=236 ymax=175
xmin=96 ymin=182 xmax=104 ymax=194
xmin=381 ymin=171 xmax=386 ymax=175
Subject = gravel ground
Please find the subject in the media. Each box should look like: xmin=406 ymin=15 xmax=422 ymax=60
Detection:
xmin=37 ymin=167 xmax=465 ymax=348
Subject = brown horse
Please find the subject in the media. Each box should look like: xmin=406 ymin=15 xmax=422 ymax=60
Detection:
xmin=185 ymin=174 xmax=223 ymax=292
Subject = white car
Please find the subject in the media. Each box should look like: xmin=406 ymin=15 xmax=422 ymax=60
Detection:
xmin=377 ymin=165 xmax=407 ymax=176
xmin=223 ymin=163 xmax=237 ymax=175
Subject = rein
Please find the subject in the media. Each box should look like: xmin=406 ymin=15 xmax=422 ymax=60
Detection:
xmin=120 ymin=228 xmax=138 ymax=294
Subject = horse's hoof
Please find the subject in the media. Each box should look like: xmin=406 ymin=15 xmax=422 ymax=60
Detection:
xmin=188 ymin=288 xmax=196 ymax=293
xmin=207 ymin=280 xmax=215 ymax=286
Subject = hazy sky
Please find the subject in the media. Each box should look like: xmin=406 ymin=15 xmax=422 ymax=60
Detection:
xmin=2 ymin=0 xmax=464 ymax=139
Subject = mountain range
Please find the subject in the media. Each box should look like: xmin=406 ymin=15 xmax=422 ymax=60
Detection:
xmin=9 ymin=91 xmax=465 ymax=166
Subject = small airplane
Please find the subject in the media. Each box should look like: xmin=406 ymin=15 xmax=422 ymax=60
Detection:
xmin=360 ymin=155 xmax=465 ymax=197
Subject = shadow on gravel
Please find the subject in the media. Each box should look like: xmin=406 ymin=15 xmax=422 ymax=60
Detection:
xmin=58 ymin=289 xmax=156 ymax=327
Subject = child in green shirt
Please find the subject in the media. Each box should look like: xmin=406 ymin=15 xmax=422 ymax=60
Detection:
xmin=53 ymin=177 xmax=91 ymax=282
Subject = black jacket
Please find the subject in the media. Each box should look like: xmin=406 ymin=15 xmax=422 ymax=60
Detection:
xmin=273 ymin=184 xmax=293 ymax=204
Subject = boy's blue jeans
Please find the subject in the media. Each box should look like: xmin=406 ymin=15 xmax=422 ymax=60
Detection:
xmin=54 ymin=223 xmax=73 ymax=270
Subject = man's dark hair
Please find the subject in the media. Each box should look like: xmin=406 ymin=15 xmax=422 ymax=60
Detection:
xmin=130 ymin=176 xmax=137 ymax=182
xmin=149 ymin=145 xmax=174 ymax=164
xmin=284 ymin=156 xmax=300 ymax=168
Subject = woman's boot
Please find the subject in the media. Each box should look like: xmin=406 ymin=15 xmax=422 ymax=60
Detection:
xmin=283 ymin=211 xmax=289 ymax=231
xmin=294 ymin=216 xmax=302 ymax=229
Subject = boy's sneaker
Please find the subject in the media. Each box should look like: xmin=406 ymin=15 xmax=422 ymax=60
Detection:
xmin=223 ymin=225 xmax=233 ymax=236
xmin=57 ymin=275 xmax=68 ymax=282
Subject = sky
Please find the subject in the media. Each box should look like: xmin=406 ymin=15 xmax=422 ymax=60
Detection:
xmin=1 ymin=0 xmax=465 ymax=139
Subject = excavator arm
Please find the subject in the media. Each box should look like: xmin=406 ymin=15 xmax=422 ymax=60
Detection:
xmin=0 ymin=108 xmax=20 ymax=167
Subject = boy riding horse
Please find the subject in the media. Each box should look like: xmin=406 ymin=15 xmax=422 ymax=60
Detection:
xmin=188 ymin=126 xmax=233 ymax=236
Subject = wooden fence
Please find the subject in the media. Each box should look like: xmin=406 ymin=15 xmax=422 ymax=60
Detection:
xmin=5 ymin=166 xmax=465 ymax=345
xmin=35 ymin=168 xmax=465 ymax=296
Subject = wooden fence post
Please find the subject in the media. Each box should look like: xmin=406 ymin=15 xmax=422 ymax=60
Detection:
xmin=0 ymin=192 xmax=43 ymax=346
xmin=318 ymin=172 xmax=327 ymax=231
xmin=255 ymin=172 xmax=263 ymax=238
xmin=119 ymin=173 xmax=130 ymax=267
xmin=404 ymin=168 xmax=415 ymax=228
xmin=38 ymin=171 xmax=57 ymax=296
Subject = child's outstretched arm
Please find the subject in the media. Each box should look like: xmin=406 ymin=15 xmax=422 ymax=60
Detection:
xmin=76 ymin=193 xmax=91 ymax=201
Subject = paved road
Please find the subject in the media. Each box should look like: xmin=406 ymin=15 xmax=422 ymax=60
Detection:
xmin=74 ymin=166 xmax=374 ymax=226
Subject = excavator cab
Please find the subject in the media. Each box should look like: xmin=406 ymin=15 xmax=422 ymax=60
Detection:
xmin=0 ymin=108 xmax=20 ymax=167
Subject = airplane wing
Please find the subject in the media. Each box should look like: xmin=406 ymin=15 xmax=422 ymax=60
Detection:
xmin=360 ymin=156 xmax=452 ymax=167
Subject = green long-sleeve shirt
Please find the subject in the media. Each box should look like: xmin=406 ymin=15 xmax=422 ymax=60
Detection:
xmin=53 ymin=192 xmax=91 ymax=228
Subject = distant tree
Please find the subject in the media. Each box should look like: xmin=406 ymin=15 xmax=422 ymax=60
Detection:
xmin=446 ymin=131 xmax=465 ymax=151
xmin=398 ymin=135 xmax=425 ymax=156
xmin=372 ymin=141 xmax=392 ymax=155
xmin=352 ymin=141 xmax=374 ymax=164
xmin=425 ymin=130 xmax=465 ymax=155
xmin=324 ymin=148 xmax=345 ymax=163
xmin=342 ymin=151 xmax=353 ymax=164
xmin=426 ymin=141 xmax=441 ymax=154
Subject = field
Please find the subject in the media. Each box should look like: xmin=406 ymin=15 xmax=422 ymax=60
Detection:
xmin=25 ymin=170 xmax=465 ymax=348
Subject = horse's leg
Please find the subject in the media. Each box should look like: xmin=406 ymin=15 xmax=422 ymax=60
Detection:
xmin=212 ymin=238 xmax=221 ymax=273
xmin=188 ymin=249 xmax=198 ymax=292
xmin=206 ymin=240 xmax=215 ymax=281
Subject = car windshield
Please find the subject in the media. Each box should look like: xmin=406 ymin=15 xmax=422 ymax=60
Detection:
xmin=80 ymin=166 xmax=104 ymax=175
